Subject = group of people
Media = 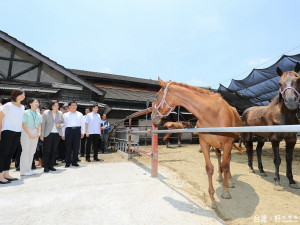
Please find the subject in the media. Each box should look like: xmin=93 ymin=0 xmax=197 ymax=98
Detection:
xmin=0 ymin=89 xmax=110 ymax=184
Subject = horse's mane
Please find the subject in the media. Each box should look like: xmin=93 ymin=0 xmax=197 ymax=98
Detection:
xmin=268 ymin=93 xmax=281 ymax=107
xmin=168 ymin=81 xmax=221 ymax=97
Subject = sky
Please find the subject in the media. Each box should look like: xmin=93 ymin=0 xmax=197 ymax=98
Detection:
xmin=1 ymin=0 xmax=300 ymax=89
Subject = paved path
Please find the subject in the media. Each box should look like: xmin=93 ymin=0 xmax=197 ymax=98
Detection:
xmin=0 ymin=162 xmax=223 ymax=225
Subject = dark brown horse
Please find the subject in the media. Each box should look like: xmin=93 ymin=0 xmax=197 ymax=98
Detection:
xmin=241 ymin=63 xmax=300 ymax=190
xmin=163 ymin=121 xmax=191 ymax=147
xmin=151 ymin=78 xmax=242 ymax=208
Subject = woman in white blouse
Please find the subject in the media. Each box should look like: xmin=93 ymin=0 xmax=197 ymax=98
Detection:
xmin=0 ymin=89 xmax=25 ymax=184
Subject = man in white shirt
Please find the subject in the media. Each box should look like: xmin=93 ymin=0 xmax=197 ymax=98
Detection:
xmin=85 ymin=105 xmax=102 ymax=162
xmin=80 ymin=107 xmax=90 ymax=157
xmin=62 ymin=102 xmax=85 ymax=167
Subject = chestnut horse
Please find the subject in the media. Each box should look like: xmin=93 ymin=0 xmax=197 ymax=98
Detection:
xmin=163 ymin=121 xmax=191 ymax=147
xmin=241 ymin=63 xmax=300 ymax=190
xmin=151 ymin=78 xmax=242 ymax=208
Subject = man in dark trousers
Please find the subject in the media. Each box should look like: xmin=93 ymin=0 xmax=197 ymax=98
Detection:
xmin=85 ymin=105 xmax=101 ymax=162
xmin=62 ymin=102 xmax=85 ymax=167
xmin=100 ymin=114 xmax=110 ymax=153
xmin=80 ymin=107 xmax=90 ymax=157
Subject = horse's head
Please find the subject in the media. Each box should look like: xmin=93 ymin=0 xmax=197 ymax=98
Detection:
xmin=277 ymin=62 xmax=300 ymax=110
xmin=182 ymin=121 xmax=192 ymax=128
xmin=151 ymin=77 xmax=176 ymax=125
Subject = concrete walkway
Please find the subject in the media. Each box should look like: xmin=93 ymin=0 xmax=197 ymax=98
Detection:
xmin=0 ymin=162 xmax=224 ymax=225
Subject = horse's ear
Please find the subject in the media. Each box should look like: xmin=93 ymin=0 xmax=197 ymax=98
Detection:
xmin=158 ymin=77 xmax=166 ymax=87
xmin=276 ymin=67 xmax=283 ymax=76
xmin=294 ymin=62 xmax=300 ymax=73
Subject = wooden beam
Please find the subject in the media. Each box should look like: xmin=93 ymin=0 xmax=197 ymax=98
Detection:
xmin=0 ymin=56 xmax=37 ymax=64
xmin=10 ymin=64 xmax=39 ymax=79
xmin=7 ymin=46 xmax=15 ymax=78
xmin=0 ymin=71 xmax=6 ymax=79
xmin=37 ymin=62 xmax=42 ymax=82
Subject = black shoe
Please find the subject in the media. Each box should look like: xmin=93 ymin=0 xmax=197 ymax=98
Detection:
xmin=0 ymin=180 xmax=11 ymax=184
xmin=94 ymin=158 xmax=100 ymax=161
xmin=86 ymin=159 xmax=91 ymax=162
xmin=44 ymin=168 xmax=49 ymax=173
xmin=72 ymin=163 xmax=80 ymax=167
xmin=5 ymin=177 xmax=18 ymax=181
xmin=49 ymin=167 xmax=56 ymax=171
xmin=31 ymin=165 xmax=37 ymax=170
xmin=65 ymin=164 xmax=70 ymax=168
xmin=16 ymin=167 xmax=20 ymax=171
xmin=77 ymin=159 xmax=81 ymax=162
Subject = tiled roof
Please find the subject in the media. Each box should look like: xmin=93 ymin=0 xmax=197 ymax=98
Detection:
xmin=70 ymin=69 xmax=159 ymax=86
xmin=101 ymin=86 xmax=157 ymax=102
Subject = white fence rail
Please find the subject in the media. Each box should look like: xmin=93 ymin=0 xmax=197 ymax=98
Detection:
xmin=130 ymin=125 xmax=300 ymax=134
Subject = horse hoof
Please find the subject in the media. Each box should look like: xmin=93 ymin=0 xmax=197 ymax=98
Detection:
xmin=221 ymin=192 xmax=232 ymax=199
xmin=249 ymin=169 xmax=255 ymax=173
xmin=228 ymin=180 xmax=235 ymax=188
xmin=273 ymin=184 xmax=284 ymax=191
xmin=199 ymin=149 xmax=202 ymax=153
xmin=260 ymin=172 xmax=267 ymax=177
xmin=206 ymin=201 xmax=217 ymax=209
xmin=216 ymin=176 xmax=223 ymax=182
xmin=289 ymin=183 xmax=300 ymax=189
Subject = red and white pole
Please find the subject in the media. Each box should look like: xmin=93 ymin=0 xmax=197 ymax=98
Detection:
xmin=151 ymin=103 xmax=158 ymax=177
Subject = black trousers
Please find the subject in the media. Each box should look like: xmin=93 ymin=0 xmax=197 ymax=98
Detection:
xmin=57 ymin=139 xmax=66 ymax=160
xmin=86 ymin=134 xmax=100 ymax=160
xmin=14 ymin=142 xmax=22 ymax=168
xmin=65 ymin=127 xmax=81 ymax=165
xmin=43 ymin=133 xmax=61 ymax=169
xmin=0 ymin=130 xmax=21 ymax=173
xmin=80 ymin=134 xmax=87 ymax=156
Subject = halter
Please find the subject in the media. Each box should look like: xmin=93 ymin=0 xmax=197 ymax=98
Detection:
xmin=280 ymin=87 xmax=300 ymax=97
xmin=154 ymin=82 xmax=175 ymax=117
xmin=280 ymin=86 xmax=300 ymax=108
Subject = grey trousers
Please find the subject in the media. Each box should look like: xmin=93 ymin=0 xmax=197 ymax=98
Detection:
xmin=20 ymin=128 xmax=38 ymax=174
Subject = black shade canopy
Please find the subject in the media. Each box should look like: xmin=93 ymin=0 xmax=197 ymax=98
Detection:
xmin=217 ymin=54 xmax=300 ymax=113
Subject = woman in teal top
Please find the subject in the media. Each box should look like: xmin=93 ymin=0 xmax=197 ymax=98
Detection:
xmin=20 ymin=98 xmax=42 ymax=176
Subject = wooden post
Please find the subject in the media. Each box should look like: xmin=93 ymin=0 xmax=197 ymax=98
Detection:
xmin=151 ymin=103 xmax=158 ymax=177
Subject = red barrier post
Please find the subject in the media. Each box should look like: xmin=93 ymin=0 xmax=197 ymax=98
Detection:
xmin=151 ymin=104 xmax=158 ymax=177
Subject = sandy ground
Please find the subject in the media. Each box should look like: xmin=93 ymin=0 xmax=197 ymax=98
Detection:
xmin=131 ymin=142 xmax=300 ymax=225
xmin=0 ymin=151 xmax=223 ymax=225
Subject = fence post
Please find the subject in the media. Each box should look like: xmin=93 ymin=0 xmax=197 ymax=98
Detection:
xmin=128 ymin=118 xmax=132 ymax=160
xmin=151 ymin=103 xmax=158 ymax=177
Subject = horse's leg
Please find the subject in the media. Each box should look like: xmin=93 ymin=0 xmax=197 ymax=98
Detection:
xmin=245 ymin=140 xmax=255 ymax=173
xmin=220 ymin=143 xmax=232 ymax=199
xmin=215 ymin=148 xmax=223 ymax=182
xmin=163 ymin=133 xmax=172 ymax=148
xmin=256 ymin=138 xmax=266 ymax=176
xmin=200 ymin=139 xmax=216 ymax=209
xmin=286 ymin=141 xmax=300 ymax=189
xmin=272 ymin=141 xmax=283 ymax=191
xmin=178 ymin=133 xmax=182 ymax=147
xmin=227 ymin=153 xmax=235 ymax=188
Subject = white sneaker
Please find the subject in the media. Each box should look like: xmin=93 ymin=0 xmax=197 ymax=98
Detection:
xmin=21 ymin=171 xmax=32 ymax=176
xmin=29 ymin=170 xmax=36 ymax=175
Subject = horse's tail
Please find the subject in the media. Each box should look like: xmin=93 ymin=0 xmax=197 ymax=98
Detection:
xmin=232 ymin=143 xmax=245 ymax=153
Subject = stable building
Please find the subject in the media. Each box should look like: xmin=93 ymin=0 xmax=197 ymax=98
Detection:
xmin=0 ymin=30 xmax=108 ymax=112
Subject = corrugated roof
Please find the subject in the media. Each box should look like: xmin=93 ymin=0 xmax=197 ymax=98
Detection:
xmin=0 ymin=83 xmax=59 ymax=93
xmin=70 ymin=69 xmax=159 ymax=86
xmin=100 ymin=86 xmax=157 ymax=102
